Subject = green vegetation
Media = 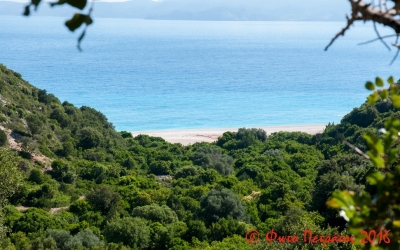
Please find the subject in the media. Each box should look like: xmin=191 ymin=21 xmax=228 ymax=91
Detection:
xmin=0 ymin=64 xmax=398 ymax=249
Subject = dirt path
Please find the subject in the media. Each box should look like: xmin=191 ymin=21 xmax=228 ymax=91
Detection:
xmin=15 ymin=196 xmax=86 ymax=214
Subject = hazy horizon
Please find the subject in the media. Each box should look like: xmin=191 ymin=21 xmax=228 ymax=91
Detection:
xmin=0 ymin=0 xmax=349 ymax=21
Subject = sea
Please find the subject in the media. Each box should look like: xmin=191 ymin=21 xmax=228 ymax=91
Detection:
xmin=0 ymin=15 xmax=398 ymax=132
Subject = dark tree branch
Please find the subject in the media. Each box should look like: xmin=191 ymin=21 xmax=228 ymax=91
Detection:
xmin=358 ymin=34 xmax=398 ymax=45
xmin=327 ymin=0 xmax=400 ymax=62
xmin=373 ymin=21 xmax=391 ymax=50
xmin=325 ymin=15 xmax=360 ymax=51
xmin=349 ymin=0 xmax=400 ymax=33
xmin=390 ymin=43 xmax=400 ymax=64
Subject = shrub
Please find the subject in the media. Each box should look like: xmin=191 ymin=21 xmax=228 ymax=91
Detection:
xmin=29 ymin=168 xmax=44 ymax=184
xmin=131 ymin=204 xmax=178 ymax=224
xmin=236 ymin=128 xmax=267 ymax=142
xmin=149 ymin=161 xmax=171 ymax=175
xmin=119 ymin=131 xmax=133 ymax=138
xmin=191 ymin=147 xmax=233 ymax=175
xmin=198 ymin=189 xmax=248 ymax=225
xmin=103 ymin=217 xmax=150 ymax=249
xmin=0 ymin=129 xmax=7 ymax=146
xmin=49 ymin=160 xmax=77 ymax=184
xmin=78 ymin=127 xmax=103 ymax=150
xmin=86 ymin=186 xmax=120 ymax=215
xmin=174 ymin=166 xmax=199 ymax=179
xmin=341 ymin=104 xmax=379 ymax=128
xmin=74 ymin=229 xmax=103 ymax=248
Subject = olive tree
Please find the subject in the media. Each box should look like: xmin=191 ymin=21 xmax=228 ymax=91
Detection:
xmin=191 ymin=147 xmax=233 ymax=176
xmin=197 ymin=189 xmax=248 ymax=226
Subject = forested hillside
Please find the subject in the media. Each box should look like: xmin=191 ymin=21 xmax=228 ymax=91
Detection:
xmin=0 ymin=64 xmax=393 ymax=249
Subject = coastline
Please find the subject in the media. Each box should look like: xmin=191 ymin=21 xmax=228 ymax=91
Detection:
xmin=130 ymin=124 xmax=326 ymax=145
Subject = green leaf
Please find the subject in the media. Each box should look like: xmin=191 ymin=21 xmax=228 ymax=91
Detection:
xmin=392 ymin=94 xmax=400 ymax=108
xmin=390 ymin=85 xmax=398 ymax=95
xmin=388 ymin=76 xmax=395 ymax=84
xmin=353 ymin=192 xmax=372 ymax=206
xmin=380 ymin=89 xmax=389 ymax=99
xmin=376 ymin=77 xmax=384 ymax=87
xmin=385 ymin=117 xmax=400 ymax=130
xmin=365 ymin=81 xmax=375 ymax=90
xmin=326 ymin=198 xmax=341 ymax=208
xmin=327 ymin=190 xmax=354 ymax=210
xmin=393 ymin=220 xmax=400 ymax=227
xmin=387 ymin=149 xmax=398 ymax=165
xmin=364 ymin=132 xmax=385 ymax=167
xmin=367 ymin=153 xmax=385 ymax=168
xmin=364 ymin=133 xmax=378 ymax=150
xmin=367 ymin=92 xmax=379 ymax=105
xmin=65 ymin=14 xmax=92 ymax=32
xmin=366 ymin=172 xmax=385 ymax=185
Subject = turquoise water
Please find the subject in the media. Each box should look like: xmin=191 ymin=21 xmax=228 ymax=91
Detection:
xmin=0 ymin=16 xmax=398 ymax=131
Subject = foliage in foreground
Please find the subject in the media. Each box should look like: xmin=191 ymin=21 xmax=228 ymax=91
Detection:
xmin=327 ymin=77 xmax=400 ymax=249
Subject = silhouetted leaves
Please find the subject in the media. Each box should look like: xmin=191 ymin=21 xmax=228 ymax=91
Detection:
xmin=50 ymin=0 xmax=87 ymax=10
xmin=23 ymin=5 xmax=30 ymax=16
xmin=375 ymin=77 xmax=384 ymax=87
xmin=65 ymin=13 xmax=92 ymax=32
xmin=23 ymin=0 xmax=42 ymax=16
xmin=365 ymin=81 xmax=375 ymax=91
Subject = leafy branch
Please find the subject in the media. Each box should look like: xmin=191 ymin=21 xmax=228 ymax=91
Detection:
xmin=327 ymin=76 xmax=400 ymax=249
xmin=23 ymin=0 xmax=93 ymax=51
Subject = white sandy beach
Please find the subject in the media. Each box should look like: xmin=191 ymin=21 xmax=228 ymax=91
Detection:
xmin=131 ymin=124 xmax=326 ymax=145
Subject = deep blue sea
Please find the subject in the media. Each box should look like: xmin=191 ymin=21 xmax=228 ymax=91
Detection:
xmin=0 ymin=16 xmax=398 ymax=131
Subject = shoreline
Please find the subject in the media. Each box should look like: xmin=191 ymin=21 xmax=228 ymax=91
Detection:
xmin=130 ymin=124 xmax=326 ymax=145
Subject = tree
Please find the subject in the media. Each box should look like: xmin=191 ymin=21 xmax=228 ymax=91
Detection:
xmin=103 ymin=217 xmax=150 ymax=249
xmin=0 ymin=149 xmax=23 ymax=204
xmin=341 ymin=104 xmax=379 ymax=128
xmin=77 ymin=127 xmax=103 ymax=150
xmin=0 ymin=129 xmax=7 ymax=147
xmin=311 ymin=172 xmax=363 ymax=228
xmin=191 ymin=147 xmax=233 ymax=176
xmin=26 ymin=114 xmax=43 ymax=135
xmin=174 ymin=166 xmax=199 ymax=179
xmin=236 ymin=128 xmax=267 ymax=145
xmin=49 ymin=160 xmax=77 ymax=184
xmin=29 ymin=168 xmax=44 ymax=184
xmin=0 ymin=149 xmax=23 ymax=240
xmin=46 ymin=229 xmax=75 ymax=250
xmin=197 ymin=189 xmax=248 ymax=225
xmin=149 ymin=161 xmax=171 ymax=175
xmin=184 ymin=220 xmax=208 ymax=242
xmin=45 ymin=229 xmax=102 ymax=250
xmin=131 ymin=204 xmax=178 ymax=224
xmin=208 ymin=217 xmax=249 ymax=242
xmin=10 ymin=232 xmax=30 ymax=250
xmin=74 ymin=229 xmax=103 ymax=248
xmin=30 ymin=236 xmax=57 ymax=250
xmin=14 ymin=208 xmax=55 ymax=233
xmin=86 ymin=186 xmax=120 ymax=216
